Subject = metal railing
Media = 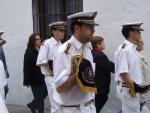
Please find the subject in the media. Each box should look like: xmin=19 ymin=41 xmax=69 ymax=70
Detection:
xmin=32 ymin=0 xmax=83 ymax=41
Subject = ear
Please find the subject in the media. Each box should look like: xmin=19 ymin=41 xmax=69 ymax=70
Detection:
xmin=74 ymin=25 xmax=80 ymax=33
xmin=129 ymin=31 xmax=134 ymax=37
xmin=52 ymin=30 xmax=56 ymax=35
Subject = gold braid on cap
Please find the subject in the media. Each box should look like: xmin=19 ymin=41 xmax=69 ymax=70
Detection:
xmin=78 ymin=19 xmax=95 ymax=24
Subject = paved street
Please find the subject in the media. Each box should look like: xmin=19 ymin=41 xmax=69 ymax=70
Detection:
xmin=7 ymin=98 xmax=120 ymax=113
xmin=7 ymin=78 xmax=150 ymax=113
xmin=7 ymin=105 xmax=50 ymax=113
xmin=7 ymin=99 xmax=150 ymax=113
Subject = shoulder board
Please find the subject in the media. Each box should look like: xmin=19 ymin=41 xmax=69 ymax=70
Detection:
xmin=64 ymin=43 xmax=71 ymax=54
xmin=89 ymin=46 xmax=92 ymax=50
xmin=121 ymin=43 xmax=126 ymax=49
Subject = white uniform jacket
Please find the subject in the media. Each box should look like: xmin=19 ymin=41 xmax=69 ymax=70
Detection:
xmin=53 ymin=35 xmax=95 ymax=106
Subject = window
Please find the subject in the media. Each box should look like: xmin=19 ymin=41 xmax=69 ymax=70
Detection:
xmin=32 ymin=0 xmax=83 ymax=41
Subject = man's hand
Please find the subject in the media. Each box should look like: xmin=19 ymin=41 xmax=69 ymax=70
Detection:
xmin=120 ymin=71 xmax=150 ymax=97
xmin=57 ymin=75 xmax=76 ymax=93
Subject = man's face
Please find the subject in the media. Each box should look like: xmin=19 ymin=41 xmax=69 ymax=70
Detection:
xmin=136 ymin=39 xmax=144 ymax=52
xmin=79 ymin=24 xmax=95 ymax=43
xmin=53 ymin=29 xmax=65 ymax=40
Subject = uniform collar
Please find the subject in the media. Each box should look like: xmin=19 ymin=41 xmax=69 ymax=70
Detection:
xmin=71 ymin=35 xmax=91 ymax=50
xmin=51 ymin=37 xmax=61 ymax=45
xmin=124 ymin=40 xmax=137 ymax=49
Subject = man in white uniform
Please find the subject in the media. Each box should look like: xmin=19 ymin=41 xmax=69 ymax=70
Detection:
xmin=115 ymin=22 xmax=150 ymax=113
xmin=36 ymin=21 xmax=67 ymax=113
xmin=53 ymin=11 xmax=99 ymax=113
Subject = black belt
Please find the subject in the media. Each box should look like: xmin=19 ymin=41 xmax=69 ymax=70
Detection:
xmin=61 ymin=99 xmax=93 ymax=108
xmin=61 ymin=105 xmax=80 ymax=108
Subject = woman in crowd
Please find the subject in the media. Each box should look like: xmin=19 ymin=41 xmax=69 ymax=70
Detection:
xmin=23 ymin=33 xmax=47 ymax=113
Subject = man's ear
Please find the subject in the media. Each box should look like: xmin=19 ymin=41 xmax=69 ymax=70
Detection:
xmin=74 ymin=25 xmax=80 ymax=33
xmin=129 ymin=31 xmax=134 ymax=37
xmin=52 ymin=30 xmax=56 ymax=35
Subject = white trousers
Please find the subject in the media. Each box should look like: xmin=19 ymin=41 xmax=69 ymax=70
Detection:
xmin=117 ymin=85 xmax=150 ymax=113
xmin=58 ymin=102 xmax=96 ymax=113
xmin=139 ymin=93 xmax=150 ymax=113
xmin=0 ymin=93 xmax=9 ymax=113
xmin=45 ymin=76 xmax=60 ymax=113
xmin=0 ymin=87 xmax=5 ymax=100
xmin=0 ymin=60 xmax=7 ymax=99
xmin=140 ymin=105 xmax=150 ymax=113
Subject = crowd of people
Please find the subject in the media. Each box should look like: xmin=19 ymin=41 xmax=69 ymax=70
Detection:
xmin=0 ymin=11 xmax=150 ymax=113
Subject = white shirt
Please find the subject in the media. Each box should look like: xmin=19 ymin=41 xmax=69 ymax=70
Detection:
xmin=115 ymin=40 xmax=142 ymax=84
xmin=137 ymin=51 xmax=149 ymax=84
xmin=36 ymin=37 xmax=62 ymax=76
xmin=53 ymin=35 xmax=95 ymax=105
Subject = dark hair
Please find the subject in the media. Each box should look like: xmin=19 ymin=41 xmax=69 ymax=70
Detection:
xmin=91 ymin=36 xmax=104 ymax=49
xmin=27 ymin=33 xmax=40 ymax=48
xmin=70 ymin=22 xmax=83 ymax=34
xmin=122 ymin=27 xmax=135 ymax=39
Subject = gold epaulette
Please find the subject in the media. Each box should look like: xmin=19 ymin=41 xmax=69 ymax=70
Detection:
xmin=64 ymin=43 xmax=71 ymax=54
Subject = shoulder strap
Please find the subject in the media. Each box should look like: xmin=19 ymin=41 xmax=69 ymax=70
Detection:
xmin=64 ymin=43 xmax=71 ymax=54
